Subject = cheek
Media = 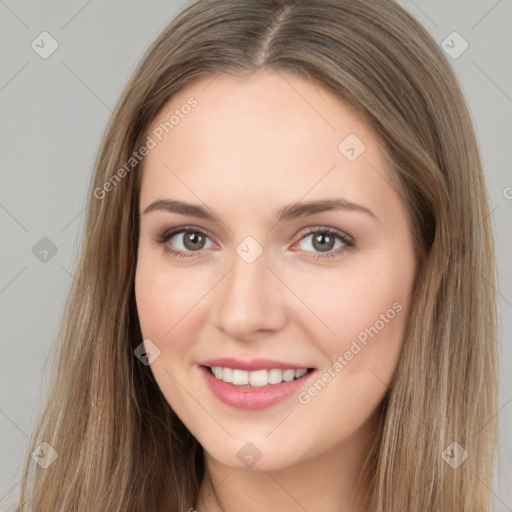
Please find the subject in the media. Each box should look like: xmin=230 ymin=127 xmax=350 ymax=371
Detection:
xmin=292 ymin=256 xmax=413 ymax=382
xmin=134 ymin=259 xmax=206 ymax=412
xmin=291 ymin=273 xmax=411 ymax=446
xmin=135 ymin=254 xmax=206 ymax=342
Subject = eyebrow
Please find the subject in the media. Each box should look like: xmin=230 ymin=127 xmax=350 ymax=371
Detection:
xmin=142 ymin=198 xmax=378 ymax=222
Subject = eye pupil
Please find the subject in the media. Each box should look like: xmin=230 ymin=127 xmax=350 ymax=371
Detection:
xmin=312 ymin=233 xmax=335 ymax=252
xmin=184 ymin=232 xmax=205 ymax=250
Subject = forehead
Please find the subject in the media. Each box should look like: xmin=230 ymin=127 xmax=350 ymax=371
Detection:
xmin=140 ymin=70 xmax=399 ymax=220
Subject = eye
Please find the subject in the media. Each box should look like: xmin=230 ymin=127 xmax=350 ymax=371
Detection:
xmin=156 ymin=227 xmax=215 ymax=258
xmin=155 ymin=226 xmax=354 ymax=260
xmin=295 ymin=227 xmax=354 ymax=259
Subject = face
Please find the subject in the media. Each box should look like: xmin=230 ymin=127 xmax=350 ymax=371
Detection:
xmin=135 ymin=70 xmax=417 ymax=472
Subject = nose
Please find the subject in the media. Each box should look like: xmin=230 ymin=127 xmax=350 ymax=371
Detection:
xmin=211 ymin=248 xmax=287 ymax=341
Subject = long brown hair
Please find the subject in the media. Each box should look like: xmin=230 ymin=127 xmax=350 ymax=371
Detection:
xmin=14 ymin=0 xmax=498 ymax=510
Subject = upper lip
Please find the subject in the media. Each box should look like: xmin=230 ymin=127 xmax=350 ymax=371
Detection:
xmin=198 ymin=357 xmax=313 ymax=371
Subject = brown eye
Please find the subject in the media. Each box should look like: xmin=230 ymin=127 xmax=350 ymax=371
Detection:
xmin=181 ymin=231 xmax=206 ymax=251
xmin=156 ymin=228 xmax=215 ymax=258
xmin=297 ymin=228 xmax=354 ymax=259
xmin=311 ymin=232 xmax=336 ymax=252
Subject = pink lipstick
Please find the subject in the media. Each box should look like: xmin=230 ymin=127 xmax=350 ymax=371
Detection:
xmin=198 ymin=358 xmax=315 ymax=410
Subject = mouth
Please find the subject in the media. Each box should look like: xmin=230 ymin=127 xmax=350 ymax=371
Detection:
xmin=198 ymin=359 xmax=317 ymax=409
xmin=202 ymin=365 xmax=315 ymax=387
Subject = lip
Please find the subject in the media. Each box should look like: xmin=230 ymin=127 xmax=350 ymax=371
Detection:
xmin=199 ymin=363 xmax=316 ymax=410
xmin=198 ymin=357 xmax=311 ymax=371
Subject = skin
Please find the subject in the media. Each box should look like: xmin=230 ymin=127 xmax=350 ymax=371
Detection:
xmin=135 ymin=70 xmax=418 ymax=512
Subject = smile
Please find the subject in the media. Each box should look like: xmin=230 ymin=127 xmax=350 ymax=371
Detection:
xmin=207 ymin=366 xmax=311 ymax=387
xmin=198 ymin=358 xmax=316 ymax=410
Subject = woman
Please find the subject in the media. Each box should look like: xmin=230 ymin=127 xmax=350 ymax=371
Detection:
xmin=14 ymin=0 xmax=498 ymax=510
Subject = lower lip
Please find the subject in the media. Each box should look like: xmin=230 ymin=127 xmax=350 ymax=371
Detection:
xmin=200 ymin=365 xmax=315 ymax=410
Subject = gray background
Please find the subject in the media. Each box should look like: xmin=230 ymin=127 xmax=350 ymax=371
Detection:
xmin=1 ymin=0 xmax=511 ymax=509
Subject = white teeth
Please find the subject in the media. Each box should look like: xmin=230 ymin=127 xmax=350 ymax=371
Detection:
xmin=209 ymin=366 xmax=310 ymax=386
xmin=282 ymin=369 xmax=295 ymax=382
xmin=222 ymin=367 xmax=233 ymax=383
xmin=249 ymin=369 xmax=268 ymax=387
xmin=232 ymin=369 xmax=249 ymax=385
xmin=268 ymin=368 xmax=283 ymax=384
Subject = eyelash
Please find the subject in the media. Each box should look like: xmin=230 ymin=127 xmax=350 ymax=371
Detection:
xmin=155 ymin=226 xmax=354 ymax=260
